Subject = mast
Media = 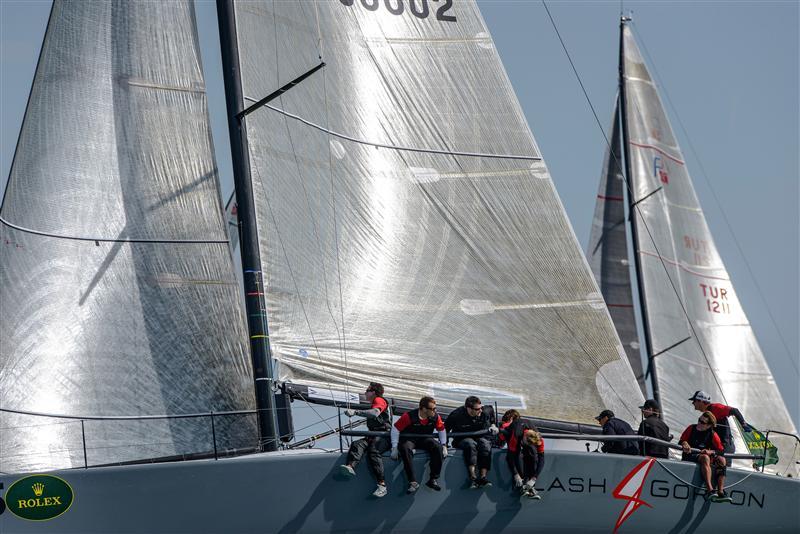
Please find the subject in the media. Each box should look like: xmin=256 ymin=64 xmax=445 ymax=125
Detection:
xmin=216 ymin=0 xmax=279 ymax=452
xmin=617 ymin=16 xmax=661 ymax=407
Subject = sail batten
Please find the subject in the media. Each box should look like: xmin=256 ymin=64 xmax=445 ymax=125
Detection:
xmin=233 ymin=0 xmax=643 ymax=423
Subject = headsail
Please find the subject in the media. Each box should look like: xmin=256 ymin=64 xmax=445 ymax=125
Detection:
xmin=229 ymin=0 xmax=643 ymax=424
xmin=0 ymin=0 xmax=255 ymax=473
xmin=618 ymin=24 xmax=797 ymax=472
xmin=587 ymin=99 xmax=645 ymax=394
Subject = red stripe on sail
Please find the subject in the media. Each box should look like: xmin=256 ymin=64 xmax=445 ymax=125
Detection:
xmin=629 ymin=141 xmax=685 ymax=165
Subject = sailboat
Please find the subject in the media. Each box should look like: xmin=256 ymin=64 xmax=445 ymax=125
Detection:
xmin=1 ymin=1 xmax=797 ymax=532
xmin=588 ymin=17 xmax=799 ymax=476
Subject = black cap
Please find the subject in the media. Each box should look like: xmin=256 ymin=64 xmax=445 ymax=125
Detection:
xmin=639 ymin=399 xmax=660 ymax=411
xmin=595 ymin=409 xmax=614 ymax=421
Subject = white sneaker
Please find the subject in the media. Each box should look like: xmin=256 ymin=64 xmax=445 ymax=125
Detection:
xmin=407 ymin=481 xmax=420 ymax=494
xmin=373 ymin=484 xmax=388 ymax=498
xmin=339 ymin=464 xmax=356 ymax=478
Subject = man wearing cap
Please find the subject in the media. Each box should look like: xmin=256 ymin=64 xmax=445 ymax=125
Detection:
xmin=637 ymin=399 xmax=670 ymax=458
xmin=596 ymin=409 xmax=638 ymax=455
xmin=688 ymin=390 xmax=752 ymax=454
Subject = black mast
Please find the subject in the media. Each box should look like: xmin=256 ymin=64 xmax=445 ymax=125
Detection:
xmin=216 ymin=0 xmax=279 ymax=452
xmin=618 ymin=16 xmax=662 ymax=408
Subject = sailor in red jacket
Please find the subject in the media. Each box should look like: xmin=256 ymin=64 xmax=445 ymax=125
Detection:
xmin=390 ymin=396 xmax=448 ymax=494
xmin=689 ymin=390 xmax=752 ymax=454
xmin=679 ymin=411 xmax=731 ymax=503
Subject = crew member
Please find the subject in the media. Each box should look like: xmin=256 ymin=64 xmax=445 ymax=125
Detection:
xmin=445 ymin=396 xmax=498 ymax=488
xmin=637 ymin=399 xmax=670 ymax=458
xmin=391 ymin=396 xmax=448 ymax=494
xmin=498 ymin=410 xmax=544 ymax=499
xmin=689 ymin=390 xmax=752 ymax=454
xmin=339 ymin=382 xmax=392 ymax=497
xmin=595 ymin=409 xmax=638 ymax=455
xmin=679 ymin=411 xmax=731 ymax=503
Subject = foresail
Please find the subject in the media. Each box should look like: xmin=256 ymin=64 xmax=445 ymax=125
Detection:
xmin=232 ymin=0 xmax=643 ymax=424
xmin=588 ymin=99 xmax=645 ymax=394
xmin=0 ymin=0 xmax=255 ymax=473
xmin=621 ymin=26 xmax=797 ymax=472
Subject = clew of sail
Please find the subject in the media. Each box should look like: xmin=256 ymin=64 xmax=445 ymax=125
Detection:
xmin=230 ymin=0 xmax=643 ymax=424
xmin=619 ymin=24 xmax=797 ymax=473
xmin=0 ymin=0 xmax=256 ymax=473
xmin=587 ymin=98 xmax=645 ymax=394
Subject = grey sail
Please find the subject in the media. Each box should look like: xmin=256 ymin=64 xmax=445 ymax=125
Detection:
xmin=620 ymin=25 xmax=797 ymax=472
xmin=0 ymin=0 xmax=256 ymax=473
xmin=231 ymin=0 xmax=643 ymax=423
xmin=587 ymin=99 xmax=645 ymax=394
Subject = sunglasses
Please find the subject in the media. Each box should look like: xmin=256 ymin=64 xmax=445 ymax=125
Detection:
xmin=698 ymin=419 xmax=710 ymax=425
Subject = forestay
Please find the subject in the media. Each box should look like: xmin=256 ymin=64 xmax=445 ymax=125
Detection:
xmin=0 ymin=0 xmax=256 ymax=473
xmin=620 ymin=25 xmax=797 ymax=472
xmin=232 ymin=0 xmax=642 ymax=423
xmin=587 ymin=99 xmax=645 ymax=394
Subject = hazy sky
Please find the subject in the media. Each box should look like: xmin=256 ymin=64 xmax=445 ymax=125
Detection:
xmin=1 ymin=1 xmax=797 ymax=428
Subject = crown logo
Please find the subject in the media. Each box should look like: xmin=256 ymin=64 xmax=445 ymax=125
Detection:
xmin=32 ymin=482 xmax=45 ymax=497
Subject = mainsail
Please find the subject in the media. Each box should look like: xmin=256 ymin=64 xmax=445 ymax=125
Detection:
xmin=0 ymin=0 xmax=255 ymax=473
xmin=587 ymin=99 xmax=644 ymax=394
xmin=230 ymin=0 xmax=643 ymax=423
xmin=610 ymin=23 xmax=797 ymax=471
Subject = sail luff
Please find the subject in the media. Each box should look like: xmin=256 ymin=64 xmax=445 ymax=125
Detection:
xmin=617 ymin=18 xmax=660 ymax=404
xmin=217 ymin=0 xmax=279 ymax=452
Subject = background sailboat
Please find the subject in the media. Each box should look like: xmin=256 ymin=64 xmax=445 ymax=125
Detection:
xmin=588 ymin=19 xmax=798 ymax=475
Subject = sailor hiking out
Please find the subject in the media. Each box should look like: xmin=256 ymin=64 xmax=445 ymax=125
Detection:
xmin=339 ymin=382 xmax=392 ymax=497
xmin=637 ymin=399 xmax=671 ymax=458
xmin=689 ymin=390 xmax=752 ymax=454
xmin=595 ymin=409 xmax=638 ymax=455
xmin=498 ymin=409 xmax=544 ymax=499
xmin=679 ymin=410 xmax=732 ymax=503
xmin=391 ymin=396 xmax=448 ymax=494
xmin=445 ymin=396 xmax=498 ymax=489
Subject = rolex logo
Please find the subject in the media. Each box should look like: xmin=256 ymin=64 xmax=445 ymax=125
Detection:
xmin=32 ymin=482 xmax=45 ymax=497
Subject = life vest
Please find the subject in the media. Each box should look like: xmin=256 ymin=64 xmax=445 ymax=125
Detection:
xmin=400 ymin=409 xmax=441 ymax=436
xmin=686 ymin=426 xmax=718 ymax=450
xmin=367 ymin=396 xmax=391 ymax=432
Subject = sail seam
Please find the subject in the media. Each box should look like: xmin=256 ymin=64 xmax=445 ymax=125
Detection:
xmin=638 ymin=250 xmax=729 ymax=281
xmin=0 ymin=215 xmax=228 ymax=244
xmin=241 ymin=99 xmax=542 ymax=162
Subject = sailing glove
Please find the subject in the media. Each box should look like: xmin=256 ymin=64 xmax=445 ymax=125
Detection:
xmin=391 ymin=447 xmax=399 ymax=461
xmin=742 ymin=423 xmax=753 ymax=433
xmin=344 ymin=409 xmax=356 ymax=417
xmin=488 ymin=424 xmax=499 ymax=435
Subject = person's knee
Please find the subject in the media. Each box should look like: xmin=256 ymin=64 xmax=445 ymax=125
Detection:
xmin=698 ymin=454 xmax=710 ymax=464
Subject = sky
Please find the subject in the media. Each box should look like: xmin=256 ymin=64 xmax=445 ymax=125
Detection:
xmin=1 ymin=0 xmax=797 ymax=430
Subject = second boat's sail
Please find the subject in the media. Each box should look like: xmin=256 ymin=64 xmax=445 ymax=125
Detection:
xmin=229 ymin=0 xmax=643 ymax=424
xmin=614 ymin=23 xmax=797 ymax=472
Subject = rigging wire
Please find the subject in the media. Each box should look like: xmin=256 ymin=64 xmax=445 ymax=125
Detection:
xmin=630 ymin=22 xmax=798 ymax=377
xmin=541 ymin=1 xmax=731 ymax=405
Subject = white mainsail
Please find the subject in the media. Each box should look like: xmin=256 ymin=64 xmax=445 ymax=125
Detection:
xmin=617 ymin=24 xmax=797 ymax=472
xmin=231 ymin=0 xmax=643 ymax=423
xmin=0 ymin=0 xmax=256 ymax=473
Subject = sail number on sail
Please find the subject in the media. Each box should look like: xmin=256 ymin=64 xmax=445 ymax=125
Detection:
xmin=339 ymin=0 xmax=456 ymax=22
xmin=700 ymin=284 xmax=732 ymax=314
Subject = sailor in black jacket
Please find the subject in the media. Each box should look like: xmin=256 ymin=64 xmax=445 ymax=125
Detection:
xmin=596 ymin=409 xmax=638 ymax=455
xmin=636 ymin=399 xmax=671 ymax=458
xmin=445 ymin=396 xmax=498 ymax=488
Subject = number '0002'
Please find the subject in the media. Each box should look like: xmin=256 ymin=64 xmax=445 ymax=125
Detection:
xmin=339 ymin=0 xmax=456 ymax=22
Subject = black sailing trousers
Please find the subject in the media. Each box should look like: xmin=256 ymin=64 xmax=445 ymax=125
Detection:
xmin=506 ymin=447 xmax=545 ymax=481
xmin=346 ymin=437 xmax=391 ymax=483
xmin=456 ymin=437 xmax=492 ymax=471
xmin=399 ymin=437 xmax=443 ymax=483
